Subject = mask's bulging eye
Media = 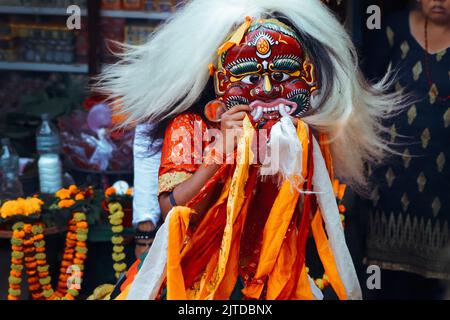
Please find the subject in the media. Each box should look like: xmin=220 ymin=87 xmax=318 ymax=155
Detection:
xmin=241 ymin=74 xmax=261 ymax=85
xmin=271 ymin=72 xmax=290 ymax=82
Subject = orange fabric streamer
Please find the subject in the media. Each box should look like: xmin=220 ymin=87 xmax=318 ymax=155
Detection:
xmin=311 ymin=210 xmax=348 ymax=300
xmin=312 ymin=132 xmax=348 ymax=300
xmin=294 ymin=265 xmax=314 ymax=300
xmin=167 ymin=206 xmax=194 ymax=300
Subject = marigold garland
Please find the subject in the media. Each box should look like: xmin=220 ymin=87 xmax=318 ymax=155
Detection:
xmin=8 ymin=222 xmax=25 ymax=300
xmin=105 ymin=186 xmax=132 ymax=279
xmin=52 ymin=212 xmax=89 ymax=300
xmin=107 ymin=201 xmax=127 ymax=279
xmin=6 ymin=187 xmax=91 ymax=300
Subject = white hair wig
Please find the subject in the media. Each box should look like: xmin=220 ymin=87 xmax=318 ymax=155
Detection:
xmin=96 ymin=0 xmax=405 ymax=192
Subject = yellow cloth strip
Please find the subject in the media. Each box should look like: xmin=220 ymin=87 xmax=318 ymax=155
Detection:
xmin=115 ymin=284 xmax=130 ymax=300
xmin=217 ymin=16 xmax=252 ymax=55
xmin=210 ymin=115 xmax=255 ymax=298
xmin=167 ymin=206 xmax=193 ymax=300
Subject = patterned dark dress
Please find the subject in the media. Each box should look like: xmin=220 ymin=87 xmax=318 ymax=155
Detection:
xmin=363 ymin=9 xmax=450 ymax=280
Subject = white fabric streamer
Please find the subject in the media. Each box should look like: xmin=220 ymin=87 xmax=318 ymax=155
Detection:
xmin=308 ymin=275 xmax=324 ymax=300
xmin=261 ymin=117 xmax=303 ymax=189
xmin=311 ymin=137 xmax=363 ymax=300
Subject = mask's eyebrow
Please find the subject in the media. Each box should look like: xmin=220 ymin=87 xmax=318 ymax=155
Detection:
xmin=272 ymin=55 xmax=302 ymax=72
xmin=225 ymin=57 xmax=260 ymax=76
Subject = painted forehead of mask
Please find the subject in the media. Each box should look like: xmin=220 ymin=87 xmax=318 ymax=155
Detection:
xmin=218 ymin=18 xmax=305 ymax=71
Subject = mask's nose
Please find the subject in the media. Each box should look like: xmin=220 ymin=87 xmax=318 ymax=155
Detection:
xmin=263 ymin=74 xmax=273 ymax=95
xmin=253 ymin=74 xmax=281 ymax=99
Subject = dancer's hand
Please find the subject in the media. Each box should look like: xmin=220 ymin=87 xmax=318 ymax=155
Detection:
xmin=219 ymin=105 xmax=252 ymax=154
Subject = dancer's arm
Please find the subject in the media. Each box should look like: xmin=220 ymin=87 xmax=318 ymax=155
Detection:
xmin=159 ymin=105 xmax=251 ymax=220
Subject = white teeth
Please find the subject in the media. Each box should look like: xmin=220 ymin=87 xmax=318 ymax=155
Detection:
xmin=252 ymin=106 xmax=263 ymax=121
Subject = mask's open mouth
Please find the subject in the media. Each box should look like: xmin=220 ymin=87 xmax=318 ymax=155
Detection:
xmin=249 ymin=98 xmax=297 ymax=121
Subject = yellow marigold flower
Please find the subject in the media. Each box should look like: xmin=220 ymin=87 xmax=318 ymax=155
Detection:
xmin=1 ymin=200 xmax=21 ymax=218
xmin=58 ymin=199 xmax=75 ymax=208
xmin=112 ymin=225 xmax=123 ymax=233
xmin=112 ymin=253 xmax=126 ymax=262
xmin=56 ymin=188 xmax=71 ymax=200
xmin=317 ymin=279 xmax=325 ymax=290
xmin=113 ymin=263 xmax=127 ymax=272
xmin=75 ymin=193 xmax=85 ymax=201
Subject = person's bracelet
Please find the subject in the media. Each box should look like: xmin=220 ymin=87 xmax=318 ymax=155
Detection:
xmin=134 ymin=230 xmax=157 ymax=241
xmin=169 ymin=191 xmax=178 ymax=207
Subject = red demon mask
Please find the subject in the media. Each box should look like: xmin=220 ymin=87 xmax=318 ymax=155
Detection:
xmin=214 ymin=19 xmax=317 ymax=124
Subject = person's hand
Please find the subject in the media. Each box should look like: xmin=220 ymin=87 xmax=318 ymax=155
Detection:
xmin=219 ymin=105 xmax=252 ymax=154
xmin=134 ymin=221 xmax=155 ymax=260
xmin=137 ymin=221 xmax=155 ymax=232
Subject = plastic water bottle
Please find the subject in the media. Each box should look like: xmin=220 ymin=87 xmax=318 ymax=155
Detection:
xmin=36 ymin=114 xmax=62 ymax=194
xmin=0 ymin=138 xmax=23 ymax=200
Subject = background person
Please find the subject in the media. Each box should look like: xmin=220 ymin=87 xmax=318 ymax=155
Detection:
xmin=361 ymin=0 xmax=450 ymax=299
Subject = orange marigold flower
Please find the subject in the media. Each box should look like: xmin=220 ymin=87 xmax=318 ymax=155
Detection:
xmin=75 ymin=253 xmax=87 ymax=259
xmin=34 ymin=234 xmax=44 ymax=241
xmin=76 ymin=241 xmax=86 ymax=247
xmin=76 ymin=221 xmax=88 ymax=229
xmin=23 ymin=239 xmax=34 ymax=246
xmin=28 ymin=277 xmax=39 ymax=284
xmin=10 ymin=270 xmax=21 ymax=277
xmin=23 ymin=224 xmax=32 ymax=233
xmin=12 ymin=230 xmax=25 ymax=239
xmin=56 ymin=188 xmax=72 ymax=200
xmin=61 ymin=261 xmax=71 ymax=267
xmin=75 ymin=193 xmax=85 ymax=201
xmin=58 ymin=199 xmax=75 ymax=208
xmin=126 ymin=188 xmax=133 ymax=196
xmin=105 ymin=187 xmax=116 ymax=198
xmin=68 ymin=185 xmax=78 ymax=194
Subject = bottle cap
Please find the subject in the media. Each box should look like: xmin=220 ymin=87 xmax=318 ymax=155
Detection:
xmin=41 ymin=113 xmax=50 ymax=121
